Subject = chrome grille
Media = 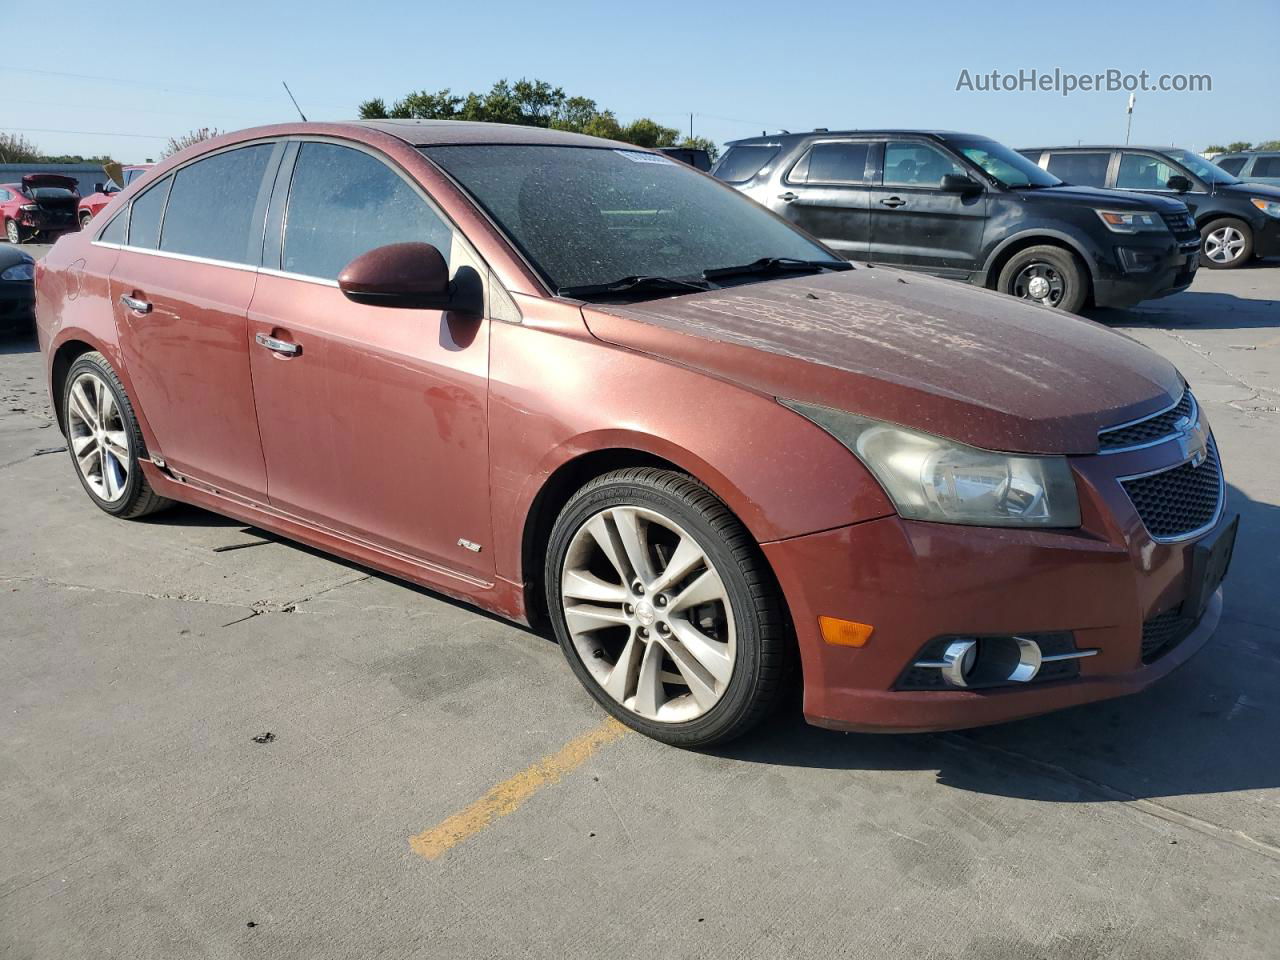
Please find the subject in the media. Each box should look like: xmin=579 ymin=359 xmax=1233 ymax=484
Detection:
xmin=1121 ymin=436 xmax=1222 ymax=541
xmin=1098 ymin=391 xmax=1195 ymax=452
xmin=1160 ymin=211 xmax=1197 ymax=237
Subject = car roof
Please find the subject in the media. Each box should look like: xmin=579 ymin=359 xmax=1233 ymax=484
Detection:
xmin=351 ymin=118 xmax=634 ymax=149
xmin=724 ymin=130 xmax=986 ymax=146
xmin=1022 ymin=145 xmax=1193 ymax=152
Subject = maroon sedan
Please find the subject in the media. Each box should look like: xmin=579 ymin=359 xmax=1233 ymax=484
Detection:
xmin=34 ymin=121 xmax=1235 ymax=746
xmin=2 ymin=174 xmax=81 ymax=243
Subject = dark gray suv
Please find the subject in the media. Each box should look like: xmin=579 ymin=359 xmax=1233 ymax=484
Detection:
xmin=713 ymin=130 xmax=1200 ymax=313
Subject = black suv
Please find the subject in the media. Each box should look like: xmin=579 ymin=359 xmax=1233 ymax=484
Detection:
xmin=1019 ymin=145 xmax=1280 ymax=269
xmin=713 ymin=130 xmax=1200 ymax=312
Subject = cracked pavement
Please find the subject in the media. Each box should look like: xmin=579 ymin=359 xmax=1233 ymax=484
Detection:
xmin=1 ymin=247 xmax=1278 ymax=959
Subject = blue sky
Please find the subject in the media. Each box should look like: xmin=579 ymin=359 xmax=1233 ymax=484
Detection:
xmin=4 ymin=0 xmax=1277 ymax=164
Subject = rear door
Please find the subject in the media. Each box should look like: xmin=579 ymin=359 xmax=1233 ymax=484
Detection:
xmin=773 ymin=139 xmax=875 ymax=258
xmin=108 ymin=142 xmax=281 ymax=499
xmin=246 ymin=139 xmax=494 ymax=579
xmin=869 ymin=139 xmax=987 ymax=274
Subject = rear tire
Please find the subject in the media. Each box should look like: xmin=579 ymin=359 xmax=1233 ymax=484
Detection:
xmin=545 ymin=467 xmax=788 ymax=747
xmin=62 ymin=352 xmax=172 ymax=519
xmin=5 ymin=219 xmax=27 ymax=244
xmin=1199 ymin=217 xmax=1252 ymax=269
xmin=997 ymin=245 xmax=1089 ymax=313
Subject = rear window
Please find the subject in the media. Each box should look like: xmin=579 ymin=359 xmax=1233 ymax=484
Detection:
xmin=712 ymin=144 xmax=780 ymax=183
xmin=788 ymin=141 xmax=870 ymax=185
xmin=1046 ymin=152 xmax=1110 ymax=187
xmin=160 ymin=145 xmax=274 ymax=264
xmin=1252 ymin=156 xmax=1280 ymax=177
xmin=1215 ymin=156 xmax=1247 ymax=175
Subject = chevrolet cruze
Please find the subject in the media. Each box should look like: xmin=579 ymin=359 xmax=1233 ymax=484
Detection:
xmin=35 ymin=121 xmax=1236 ymax=746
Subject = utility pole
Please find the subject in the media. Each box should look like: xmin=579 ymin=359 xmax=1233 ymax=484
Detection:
xmin=690 ymin=113 xmax=694 ymax=141
xmin=1125 ymin=93 xmax=1135 ymax=145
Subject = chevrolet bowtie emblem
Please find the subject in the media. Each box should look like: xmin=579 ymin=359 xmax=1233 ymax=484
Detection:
xmin=1174 ymin=416 xmax=1208 ymax=467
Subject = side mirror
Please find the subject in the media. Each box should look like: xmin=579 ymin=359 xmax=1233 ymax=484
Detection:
xmin=94 ymin=182 xmax=106 ymax=193
xmin=939 ymin=173 xmax=981 ymax=194
xmin=1166 ymin=175 xmax=1192 ymax=193
xmin=338 ymin=242 xmax=458 ymax=310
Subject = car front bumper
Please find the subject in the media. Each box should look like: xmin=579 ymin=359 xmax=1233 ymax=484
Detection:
xmin=1092 ymin=238 xmax=1200 ymax=308
xmin=763 ymin=443 xmax=1232 ymax=733
xmin=0 ymin=282 xmax=35 ymax=330
xmin=1254 ymin=215 xmax=1280 ymax=259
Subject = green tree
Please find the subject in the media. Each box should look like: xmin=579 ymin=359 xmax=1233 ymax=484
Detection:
xmin=0 ymin=131 xmax=42 ymax=163
xmin=358 ymin=78 xmax=690 ymax=151
xmin=1256 ymin=139 xmax=1280 ymax=151
xmin=1226 ymin=141 xmax=1254 ymax=153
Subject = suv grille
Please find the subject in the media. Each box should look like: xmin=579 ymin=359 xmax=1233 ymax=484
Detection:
xmin=1099 ymin=391 xmax=1195 ymax=452
xmin=1160 ymin=211 xmax=1197 ymax=239
xmin=1120 ymin=436 xmax=1222 ymax=540
xmin=1142 ymin=608 xmax=1197 ymax=663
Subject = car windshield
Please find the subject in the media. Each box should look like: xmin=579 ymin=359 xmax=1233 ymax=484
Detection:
xmin=423 ymin=144 xmax=836 ymax=294
xmin=1165 ymin=148 xmax=1240 ymax=185
xmin=950 ymin=138 xmax=1061 ymax=188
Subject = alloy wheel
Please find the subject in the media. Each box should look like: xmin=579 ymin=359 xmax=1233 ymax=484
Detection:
xmin=1204 ymin=226 xmax=1245 ymax=264
xmin=5 ymin=220 xmax=18 ymax=244
xmin=1012 ymin=261 xmax=1065 ymax=307
xmin=66 ymin=371 xmax=131 ymax=503
xmin=560 ymin=505 xmax=736 ymax=723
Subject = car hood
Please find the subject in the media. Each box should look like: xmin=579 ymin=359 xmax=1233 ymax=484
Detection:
xmin=1017 ymin=184 xmax=1188 ymax=211
xmin=581 ymin=268 xmax=1182 ymax=455
xmin=1214 ymin=180 xmax=1280 ymax=201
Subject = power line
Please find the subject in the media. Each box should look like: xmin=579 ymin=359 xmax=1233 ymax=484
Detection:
xmin=6 ymin=127 xmax=170 ymax=141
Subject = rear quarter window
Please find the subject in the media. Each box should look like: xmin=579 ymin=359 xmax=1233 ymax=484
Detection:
xmin=712 ymin=145 xmax=780 ymax=183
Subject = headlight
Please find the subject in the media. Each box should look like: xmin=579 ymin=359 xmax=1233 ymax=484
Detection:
xmin=781 ymin=400 xmax=1081 ymax=528
xmin=1251 ymin=197 xmax=1280 ymax=218
xmin=0 ymin=262 xmax=34 ymax=281
xmin=19 ymin=204 xmax=39 ymax=213
xmin=1094 ymin=209 xmax=1166 ymax=233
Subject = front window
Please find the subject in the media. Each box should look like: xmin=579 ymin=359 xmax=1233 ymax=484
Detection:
xmin=423 ymin=144 xmax=837 ymax=294
xmin=1163 ymin=148 xmax=1239 ymax=185
xmin=882 ymin=142 xmax=967 ymax=187
xmin=949 ymin=138 xmax=1061 ymax=188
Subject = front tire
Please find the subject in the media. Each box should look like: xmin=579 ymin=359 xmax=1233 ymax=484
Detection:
xmin=62 ymin=352 xmax=172 ymax=519
xmin=545 ymin=468 xmax=789 ymax=747
xmin=997 ymin=245 xmax=1089 ymax=313
xmin=1199 ymin=217 xmax=1252 ymax=269
xmin=5 ymin=219 xmax=26 ymax=244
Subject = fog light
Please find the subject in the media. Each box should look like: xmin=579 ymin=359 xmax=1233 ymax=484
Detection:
xmin=1117 ymin=246 xmax=1161 ymax=273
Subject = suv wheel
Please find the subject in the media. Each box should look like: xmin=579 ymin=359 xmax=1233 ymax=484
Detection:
xmin=997 ymin=245 xmax=1089 ymax=313
xmin=545 ymin=467 xmax=788 ymax=747
xmin=62 ymin=352 xmax=172 ymax=519
xmin=1199 ymin=217 xmax=1252 ymax=269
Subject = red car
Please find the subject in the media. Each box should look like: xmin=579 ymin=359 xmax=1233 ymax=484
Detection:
xmin=77 ymin=164 xmax=152 ymax=228
xmin=34 ymin=122 xmax=1235 ymax=746
xmin=2 ymin=174 xmax=81 ymax=243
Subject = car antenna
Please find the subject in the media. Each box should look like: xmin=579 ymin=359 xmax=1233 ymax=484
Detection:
xmin=282 ymin=81 xmax=308 ymax=122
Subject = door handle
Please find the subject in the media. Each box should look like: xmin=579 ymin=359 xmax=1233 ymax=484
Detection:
xmin=778 ymin=191 xmax=799 ymax=202
xmin=119 ymin=294 xmax=152 ymax=314
xmin=255 ymin=332 xmax=301 ymax=356
xmin=879 ymin=197 xmax=907 ymax=208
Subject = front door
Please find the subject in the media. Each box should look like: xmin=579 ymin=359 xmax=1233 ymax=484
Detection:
xmin=108 ymin=143 xmax=279 ymax=499
xmin=773 ymin=139 xmax=874 ymax=258
xmin=246 ymin=140 xmax=494 ymax=580
xmin=869 ymin=139 xmax=987 ymax=275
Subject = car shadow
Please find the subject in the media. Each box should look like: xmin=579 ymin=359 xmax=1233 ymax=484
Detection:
xmin=711 ymin=480 xmax=1279 ymax=806
xmin=1087 ymin=263 xmax=1280 ymax=331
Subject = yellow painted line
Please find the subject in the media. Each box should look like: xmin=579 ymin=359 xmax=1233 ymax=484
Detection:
xmin=408 ymin=717 xmax=628 ymax=860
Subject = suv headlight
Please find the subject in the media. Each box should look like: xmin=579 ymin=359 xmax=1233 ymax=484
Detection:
xmin=0 ymin=261 xmax=34 ymax=281
xmin=781 ymin=400 xmax=1081 ymax=527
xmin=1251 ymin=197 xmax=1280 ymax=218
xmin=1094 ymin=209 xmax=1166 ymax=233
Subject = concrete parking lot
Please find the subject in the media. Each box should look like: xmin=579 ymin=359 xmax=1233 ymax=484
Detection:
xmin=2 ymin=245 xmax=1278 ymax=959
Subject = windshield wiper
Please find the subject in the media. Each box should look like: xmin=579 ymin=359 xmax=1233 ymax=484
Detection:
xmin=557 ymin=275 xmax=712 ymax=299
xmin=702 ymin=257 xmax=852 ymax=281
